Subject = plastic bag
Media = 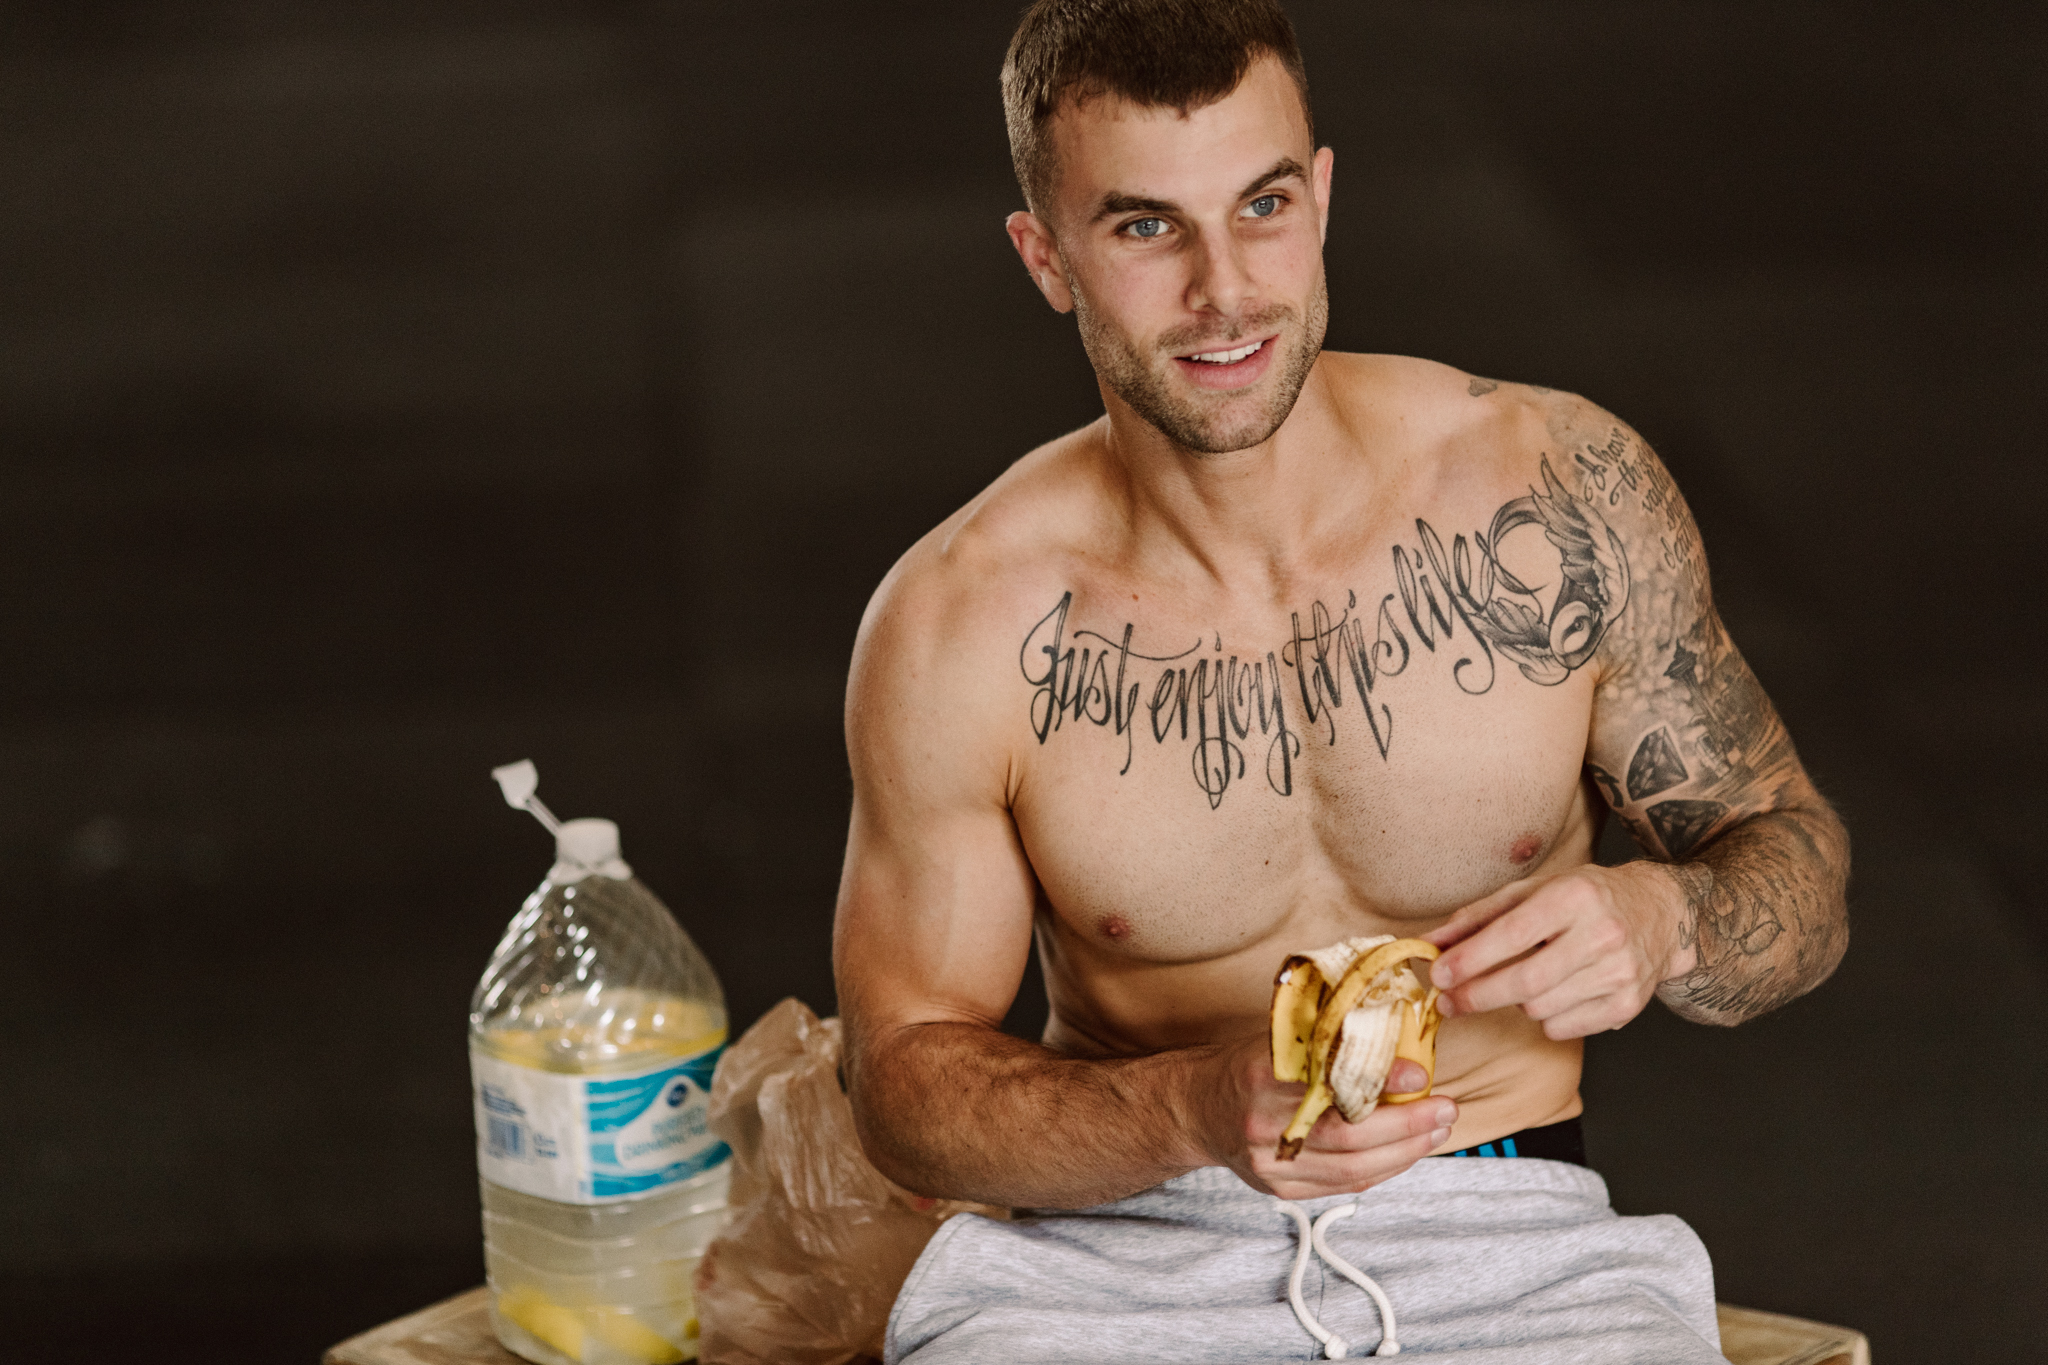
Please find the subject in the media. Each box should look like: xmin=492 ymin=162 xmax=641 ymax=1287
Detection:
xmin=694 ymin=999 xmax=1004 ymax=1365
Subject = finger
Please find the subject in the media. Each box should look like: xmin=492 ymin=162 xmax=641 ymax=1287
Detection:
xmin=1434 ymin=879 xmax=1589 ymax=992
xmin=1423 ymin=878 xmax=1534 ymax=949
xmin=1519 ymin=951 xmax=1642 ymax=1024
xmin=1445 ymin=915 xmax=1618 ymax=1017
xmin=1304 ymin=1095 xmax=1458 ymax=1155
xmin=1259 ymin=1128 xmax=1445 ymax=1199
xmin=1385 ymin=1058 xmax=1429 ymax=1095
xmin=1261 ymin=1101 xmax=1454 ymax=1192
xmin=1535 ymin=992 xmax=1638 ymax=1041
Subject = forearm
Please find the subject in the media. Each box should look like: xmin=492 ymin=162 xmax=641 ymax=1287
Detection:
xmin=846 ymin=1019 xmax=1222 ymax=1209
xmin=1652 ymin=800 xmax=1850 ymax=1025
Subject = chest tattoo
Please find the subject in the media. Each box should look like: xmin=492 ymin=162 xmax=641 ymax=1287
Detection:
xmin=1018 ymin=457 xmax=1632 ymax=808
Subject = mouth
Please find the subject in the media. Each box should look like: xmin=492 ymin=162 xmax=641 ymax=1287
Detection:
xmin=1171 ymin=334 xmax=1278 ymax=390
xmin=1186 ymin=339 xmax=1267 ymax=365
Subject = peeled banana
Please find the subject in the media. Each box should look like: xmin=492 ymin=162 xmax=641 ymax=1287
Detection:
xmin=1270 ymin=935 xmax=1443 ymax=1160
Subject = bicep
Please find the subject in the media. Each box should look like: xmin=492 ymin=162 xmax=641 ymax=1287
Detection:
xmin=834 ymin=776 xmax=1040 ymax=1035
xmin=832 ymin=596 xmax=1041 ymax=1045
xmin=1568 ymin=415 xmax=1813 ymax=859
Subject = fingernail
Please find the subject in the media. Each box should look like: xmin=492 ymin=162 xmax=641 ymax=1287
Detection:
xmin=1430 ymin=1127 xmax=1451 ymax=1146
xmin=1435 ymin=994 xmax=1457 ymax=1017
xmin=1431 ymin=962 xmax=1453 ymax=989
xmin=1435 ymin=1100 xmax=1457 ymax=1126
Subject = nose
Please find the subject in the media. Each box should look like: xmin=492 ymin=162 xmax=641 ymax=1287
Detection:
xmin=1184 ymin=226 xmax=1256 ymax=322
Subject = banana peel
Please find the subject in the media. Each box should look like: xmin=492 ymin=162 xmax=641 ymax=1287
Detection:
xmin=1271 ymin=936 xmax=1443 ymax=1160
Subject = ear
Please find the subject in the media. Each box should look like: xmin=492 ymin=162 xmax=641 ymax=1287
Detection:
xmin=1312 ymin=146 xmax=1335 ymax=245
xmin=1005 ymin=210 xmax=1075 ymax=314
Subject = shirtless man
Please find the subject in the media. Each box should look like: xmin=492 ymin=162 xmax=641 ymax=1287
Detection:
xmin=834 ymin=1 xmax=1849 ymax=1358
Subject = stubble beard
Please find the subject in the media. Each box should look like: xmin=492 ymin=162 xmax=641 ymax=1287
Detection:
xmin=1072 ymin=272 xmax=1330 ymax=456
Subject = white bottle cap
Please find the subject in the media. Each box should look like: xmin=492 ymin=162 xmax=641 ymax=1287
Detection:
xmin=492 ymin=759 xmax=540 ymax=810
xmin=491 ymin=758 xmax=563 ymax=834
xmin=550 ymin=818 xmax=633 ymax=884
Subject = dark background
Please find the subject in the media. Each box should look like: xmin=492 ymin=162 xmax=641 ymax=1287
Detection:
xmin=3 ymin=1 xmax=2043 ymax=1360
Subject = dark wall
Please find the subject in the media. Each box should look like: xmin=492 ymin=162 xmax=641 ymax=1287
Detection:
xmin=2 ymin=3 xmax=2042 ymax=1361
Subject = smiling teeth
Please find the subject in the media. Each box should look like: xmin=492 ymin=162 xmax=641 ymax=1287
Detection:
xmin=1190 ymin=340 xmax=1264 ymax=364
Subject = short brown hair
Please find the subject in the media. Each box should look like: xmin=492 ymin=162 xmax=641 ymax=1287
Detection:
xmin=1001 ymin=0 xmax=1313 ymax=214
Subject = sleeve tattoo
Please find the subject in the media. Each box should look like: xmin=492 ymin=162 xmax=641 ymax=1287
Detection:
xmin=1566 ymin=409 xmax=1850 ymax=1025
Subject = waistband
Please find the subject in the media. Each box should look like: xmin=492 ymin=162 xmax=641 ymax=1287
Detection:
xmin=1444 ymin=1114 xmax=1585 ymax=1165
xmin=1033 ymin=1130 xmax=1608 ymax=1220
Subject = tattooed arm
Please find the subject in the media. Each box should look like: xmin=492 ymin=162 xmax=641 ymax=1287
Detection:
xmin=1430 ymin=396 xmax=1848 ymax=1031
xmin=1572 ymin=408 xmax=1849 ymax=1024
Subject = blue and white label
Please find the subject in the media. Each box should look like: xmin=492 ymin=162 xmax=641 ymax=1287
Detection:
xmin=470 ymin=1042 xmax=730 ymax=1204
xmin=586 ymin=1058 xmax=725 ymax=1197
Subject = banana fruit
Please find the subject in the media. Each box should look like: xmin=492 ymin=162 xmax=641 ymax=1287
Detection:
xmin=1270 ymin=934 xmax=1444 ymax=1160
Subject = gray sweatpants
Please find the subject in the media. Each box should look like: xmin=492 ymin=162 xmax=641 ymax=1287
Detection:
xmin=886 ymin=1158 xmax=1726 ymax=1363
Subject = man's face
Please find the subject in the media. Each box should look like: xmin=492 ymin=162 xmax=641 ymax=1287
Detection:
xmin=1029 ymin=56 xmax=1332 ymax=455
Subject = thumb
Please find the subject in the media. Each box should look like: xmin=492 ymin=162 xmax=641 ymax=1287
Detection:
xmin=1386 ymin=1058 xmax=1430 ymax=1095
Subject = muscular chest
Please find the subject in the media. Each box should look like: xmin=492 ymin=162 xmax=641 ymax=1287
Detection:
xmin=1009 ymin=582 xmax=1599 ymax=959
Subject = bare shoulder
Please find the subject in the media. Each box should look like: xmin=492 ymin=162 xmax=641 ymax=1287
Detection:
xmin=1465 ymin=379 xmax=1709 ymax=665
xmin=1318 ymin=353 xmax=1580 ymax=490
xmin=854 ymin=422 xmax=1109 ymax=670
xmin=1332 ymin=355 xmax=1685 ymax=548
xmin=1510 ymin=384 xmax=1706 ymax=622
xmin=1319 ymin=353 xmax=1711 ymax=691
xmin=848 ymin=422 xmax=1113 ymax=789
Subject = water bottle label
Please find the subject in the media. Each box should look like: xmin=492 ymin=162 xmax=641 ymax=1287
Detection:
xmin=470 ymin=1042 xmax=731 ymax=1203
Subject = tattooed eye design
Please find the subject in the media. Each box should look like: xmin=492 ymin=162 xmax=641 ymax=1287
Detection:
xmin=1445 ymin=457 xmax=1632 ymax=682
xmin=1549 ymin=600 xmax=1595 ymax=660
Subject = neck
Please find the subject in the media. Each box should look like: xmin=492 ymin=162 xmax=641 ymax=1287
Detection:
xmin=1098 ymin=359 xmax=1374 ymax=591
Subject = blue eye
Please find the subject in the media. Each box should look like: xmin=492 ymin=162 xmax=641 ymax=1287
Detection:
xmin=1127 ymin=217 xmax=1166 ymax=239
xmin=1246 ymin=195 xmax=1280 ymax=218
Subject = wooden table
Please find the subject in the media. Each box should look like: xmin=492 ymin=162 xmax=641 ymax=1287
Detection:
xmin=324 ymin=1287 xmax=1870 ymax=1365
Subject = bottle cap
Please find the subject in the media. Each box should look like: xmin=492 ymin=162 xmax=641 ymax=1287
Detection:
xmin=491 ymin=759 xmax=563 ymax=834
xmin=550 ymin=818 xmax=633 ymax=883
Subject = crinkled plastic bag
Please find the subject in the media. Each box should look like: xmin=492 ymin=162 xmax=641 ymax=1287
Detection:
xmin=694 ymin=999 xmax=1003 ymax=1365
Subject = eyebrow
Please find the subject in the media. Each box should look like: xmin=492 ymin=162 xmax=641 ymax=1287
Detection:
xmin=1090 ymin=157 xmax=1310 ymax=225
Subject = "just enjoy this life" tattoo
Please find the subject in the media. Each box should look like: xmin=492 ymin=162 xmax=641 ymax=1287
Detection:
xmin=1018 ymin=458 xmax=1632 ymax=809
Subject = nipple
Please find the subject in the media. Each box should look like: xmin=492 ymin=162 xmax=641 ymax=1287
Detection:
xmin=1097 ymin=914 xmax=1132 ymax=942
xmin=1508 ymin=834 xmax=1543 ymax=865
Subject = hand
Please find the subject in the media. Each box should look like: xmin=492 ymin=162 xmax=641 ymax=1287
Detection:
xmin=1425 ymin=862 xmax=1692 ymax=1039
xmin=1195 ymin=1036 xmax=1458 ymax=1201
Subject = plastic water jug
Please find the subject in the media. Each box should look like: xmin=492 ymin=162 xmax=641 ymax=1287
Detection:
xmin=471 ymin=762 xmax=730 ymax=1364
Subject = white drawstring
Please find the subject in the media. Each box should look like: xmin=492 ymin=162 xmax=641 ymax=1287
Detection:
xmin=1312 ymin=1204 xmax=1401 ymax=1354
xmin=1276 ymin=1201 xmax=1401 ymax=1358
